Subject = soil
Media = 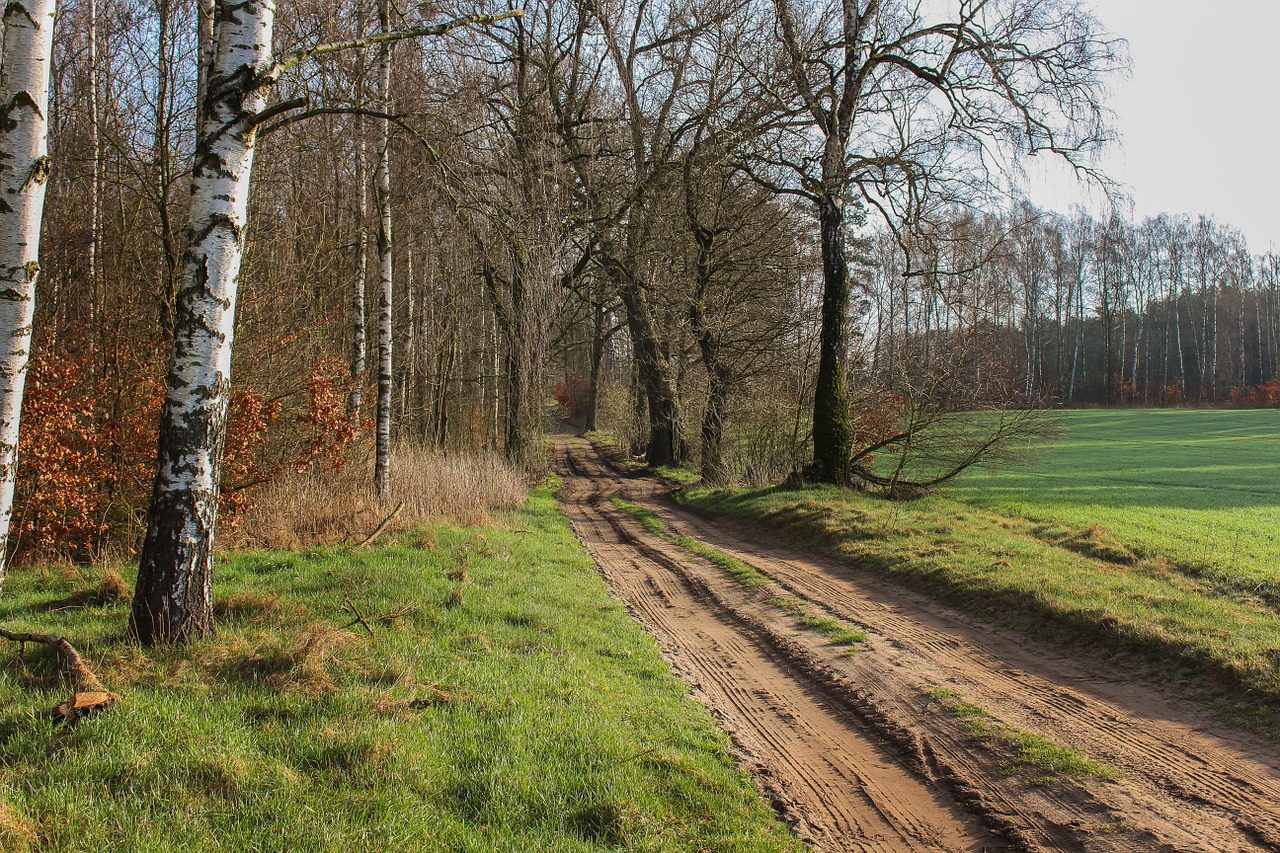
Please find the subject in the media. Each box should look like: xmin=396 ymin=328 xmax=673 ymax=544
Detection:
xmin=553 ymin=435 xmax=1280 ymax=853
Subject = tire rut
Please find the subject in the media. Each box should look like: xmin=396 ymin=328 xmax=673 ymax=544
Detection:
xmin=555 ymin=439 xmax=999 ymax=852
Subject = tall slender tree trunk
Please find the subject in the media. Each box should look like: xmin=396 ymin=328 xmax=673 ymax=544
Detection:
xmin=88 ymin=0 xmax=102 ymax=359
xmin=153 ymin=0 xmax=181 ymax=339
xmin=131 ymin=0 xmax=276 ymax=644
xmin=373 ymin=0 xmax=393 ymax=495
xmin=196 ymin=0 xmax=217 ymax=120
xmin=347 ymin=3 xmax=368 ymax=420
xmin=811 ymin=188 xmax=853 ymax=484
xmin=584 ymin=301 xmax=606 ymax=432
xmin=0 ymin=0 xmax=56 ymax=594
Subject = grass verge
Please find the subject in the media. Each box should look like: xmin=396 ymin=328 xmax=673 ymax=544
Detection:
xmin=678 ymin=485 xmax=1280 ymax=737
xmin=921 ymin=687 xmax=1120 ymax=785
xmin=0 ymin=485 xmax=803 ymax=853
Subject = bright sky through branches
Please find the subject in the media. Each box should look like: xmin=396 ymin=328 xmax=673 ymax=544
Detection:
xmin=1026 ymin=1 xmax=1279 ymax=250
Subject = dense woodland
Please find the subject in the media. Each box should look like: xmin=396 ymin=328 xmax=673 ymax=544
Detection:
xmin=0 ymin=0 xmax=1272 ymax=641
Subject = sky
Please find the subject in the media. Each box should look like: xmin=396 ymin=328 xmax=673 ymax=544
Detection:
xmin=1025 ymin=1 xmax=1280 ymax=251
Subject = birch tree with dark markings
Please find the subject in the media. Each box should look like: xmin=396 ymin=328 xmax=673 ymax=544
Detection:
xmin=131 ymin=0 xmax=278 ymax=643
xmin=0 ymin=0 xmax=57 ymax=594
xmin=131 ymin=0 xmax=522 ymax=644
xmin=373 ymin=0 xmax=393 ymax=495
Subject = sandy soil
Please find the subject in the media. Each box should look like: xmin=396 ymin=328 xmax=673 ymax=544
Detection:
xmin=553 ymin=435 xmax=1280 ymax=853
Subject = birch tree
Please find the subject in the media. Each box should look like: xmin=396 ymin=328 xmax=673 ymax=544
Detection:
xmin=373 ymin=0 xmax=393 ymax=495
xmin=0 ymin=0 xmax=57 ymax=594
xmin=130 ymin=0 xmax=278 ymax=643
xmin=132 ymin=0 xmax=519 ymax=643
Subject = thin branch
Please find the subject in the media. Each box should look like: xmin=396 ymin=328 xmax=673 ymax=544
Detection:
xmin=276 ymin=11 xmax=525 ymax=75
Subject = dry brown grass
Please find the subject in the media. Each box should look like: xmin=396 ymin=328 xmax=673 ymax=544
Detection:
xmin=0 ymin=801 xmax=36 ymax=852
xmin=227 ymin=447 xmax=526 ymax=551
xmin=200 ymin=623 xmax=357 ymax=698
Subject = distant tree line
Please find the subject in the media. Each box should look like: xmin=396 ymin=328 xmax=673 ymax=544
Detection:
xmin=863 ymin=204 xmax=1280 ymax=408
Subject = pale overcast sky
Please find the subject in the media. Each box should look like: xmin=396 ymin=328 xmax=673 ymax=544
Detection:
xmin=1026 ymin=1 xmax=1280 ymax=250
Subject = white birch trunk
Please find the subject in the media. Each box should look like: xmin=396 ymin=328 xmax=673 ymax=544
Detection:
xmin=131 ymin=0 xmax=276 ymax=643
xmin=0 ymin=0 xmax=56 ymax=594
xmin=373 ymin=0 xmax=393 ymax=495
xmin=347 ymin=1 xmax=367 ymax=420
xmin=88 ymin=0 xmax=101 ymax=350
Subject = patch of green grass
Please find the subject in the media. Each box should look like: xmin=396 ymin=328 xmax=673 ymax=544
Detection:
xmin=951 ymin=409 xmax=1280 ymax=607
xmin=0 ymin=486 xmax=803 ymax=853
xmin=652 ymin=466 xmax=702 ymax=487
xmin=794 ymin=616 xmax=866 ymax=647
xmin=921 ymin=687 xmax=1119 ymax=783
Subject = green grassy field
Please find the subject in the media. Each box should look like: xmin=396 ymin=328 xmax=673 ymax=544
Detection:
xmin=678 ymin=409 xmax=1280 ymax=734
xmin=951 ymin=409 xmax=1280 ymax=604
xmin=0 ymin=486 xmax=801 ymax=852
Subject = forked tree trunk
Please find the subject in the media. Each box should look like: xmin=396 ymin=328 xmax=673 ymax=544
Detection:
xmin=131 ymin=0 xmax=275 ymax=644
xmin=0 ymin=0 xmax=56 ymax=594
xmin=373 ymin=0 xmax=393 ymax=495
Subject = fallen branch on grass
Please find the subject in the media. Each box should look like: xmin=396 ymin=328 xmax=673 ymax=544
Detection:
xmin=340 ymin=598 xmax=418 ymax=634
xmin=355 ymin=502 xmax=404 ymax=549
xmin=0 ymin=626 xmax=104 ymax=691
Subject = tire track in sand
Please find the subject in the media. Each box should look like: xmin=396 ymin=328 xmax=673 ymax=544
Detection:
xmin=555 ymin=438 xmax=997 ymax=852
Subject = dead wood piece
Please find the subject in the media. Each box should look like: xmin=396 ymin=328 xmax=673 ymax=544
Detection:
xmin=52 ymin=691 xmax=119 ymax=725
xmin=356 ymin=501 xmax=405 ymax=549
xmin=0 ymin=627 xmax=105 ymax=691
xmin=341 ymin=597 xmax=376 ymax=635
xmin=340 ymin=601 xmax=416 ymax=634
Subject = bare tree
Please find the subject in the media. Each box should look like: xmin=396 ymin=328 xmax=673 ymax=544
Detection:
xmin=765 ymin=0 xmax=1122 ymax=483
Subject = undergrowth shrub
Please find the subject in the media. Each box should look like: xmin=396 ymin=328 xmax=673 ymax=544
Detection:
xmin=11 ymin=351 xmax=363 ymax=565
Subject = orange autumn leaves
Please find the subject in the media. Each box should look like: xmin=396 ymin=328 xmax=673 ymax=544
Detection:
xmin=10 ymin=352 xmax=362 ymax=564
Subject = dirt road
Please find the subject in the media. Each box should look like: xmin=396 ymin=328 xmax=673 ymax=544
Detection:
xmin=554 ymin=435 xmax=1280 ymax=852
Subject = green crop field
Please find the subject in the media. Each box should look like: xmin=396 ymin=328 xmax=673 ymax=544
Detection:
xmin=951 ymin=409 xmax=1280 ymax=603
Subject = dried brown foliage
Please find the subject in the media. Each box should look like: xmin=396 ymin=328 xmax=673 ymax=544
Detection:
xmin=227 ymin=447 xmax=526 ymax=551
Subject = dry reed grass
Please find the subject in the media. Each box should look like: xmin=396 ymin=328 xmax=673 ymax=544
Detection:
xmin=227 ymin=447 xmax=526 ymax=551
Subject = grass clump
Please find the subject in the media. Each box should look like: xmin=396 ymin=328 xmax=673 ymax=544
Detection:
xmin=0 ymin=485 xmax=802 ymax=853
xmin=795 ymin=615 xmax=867 ymax=647
xmin=921 ymin=687 xmax=1120 ymax=783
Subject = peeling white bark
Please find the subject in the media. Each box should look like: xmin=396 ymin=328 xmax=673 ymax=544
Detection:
xmin=0 ymin=0 xmax=56 ymax=594
xmin=132 ymin=0 xmax=276 ymax=643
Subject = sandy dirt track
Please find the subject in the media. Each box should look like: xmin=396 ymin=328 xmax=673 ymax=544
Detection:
xmin=553 ymin=435 xmax=1280 ymax=852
